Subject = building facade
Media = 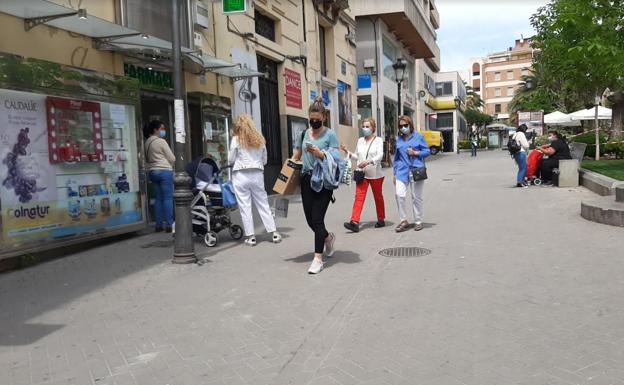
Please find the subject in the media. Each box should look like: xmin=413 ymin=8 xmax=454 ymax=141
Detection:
xmin=425 ymin=71 xmax=467 ymax=153
xmin=0 ymin=0 xmax=357 ymax=258
xmin=470 ymin=38 xmax=535 ymax=122
xmin=352 ymin=0 xmax=441 ymax=163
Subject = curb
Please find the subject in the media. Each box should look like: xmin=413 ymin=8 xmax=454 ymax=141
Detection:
xmin=579 ymin=168 xmax=623 ymax=196
xmin=581 ymin=197 xmax=624 ymax=227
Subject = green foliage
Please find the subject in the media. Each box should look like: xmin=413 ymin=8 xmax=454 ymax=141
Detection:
xmin=581 ymin=159 xmax=624 ymax=180
xmin=458 ymin=139 xmax=488 ymax=150
xmin=604 ymin=137 xmax=624 ymax=159
xmin=574 ymin=132 xmax=609 ymax=158
xmin=463 ymin=108 xmax=493 ymax=128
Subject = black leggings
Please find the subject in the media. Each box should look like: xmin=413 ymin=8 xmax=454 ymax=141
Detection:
xmin=540 ymin=158 xmax=560 ymax=182
xmin=300 ymin=173 xmax=332 ymax=254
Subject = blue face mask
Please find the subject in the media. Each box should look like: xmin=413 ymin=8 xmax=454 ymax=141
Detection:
xmin=400 ymin=125 xmax=410 ymax=135
xmin=362 ymin=127 xmax=373 ymax=137
xmin=159 ymin=130 xmax=167 ymax=138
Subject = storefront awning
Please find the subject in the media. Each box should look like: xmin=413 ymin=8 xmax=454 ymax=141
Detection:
xmin=0 ymin=0 xmax=264 ymax=80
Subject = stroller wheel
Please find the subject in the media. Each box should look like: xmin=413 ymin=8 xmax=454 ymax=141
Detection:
xmin=204 ymin=231 xmax=218 ymax=247
xmin=533 ymin=178 xmax=542 ymax=186
xmin=229 ymin=225 xmax=243 ymax=240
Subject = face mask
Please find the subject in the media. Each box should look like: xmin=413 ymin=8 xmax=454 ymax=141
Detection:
xmin=548 ymin=136 xmax=555 ymax=142
xmin=362 ymin=127 xmax=373 ymax=137
xmin=159 ymin=130 xmax=167 ymax=138
xmin=309 ymin=119 xmax=323 ymax=129
xmin=399 ymin=125 xmax=410 ymax=135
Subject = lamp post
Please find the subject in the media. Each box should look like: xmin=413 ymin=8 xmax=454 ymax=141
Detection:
xmin=392 ymin=58 xmax=407 ymax=117
xmin=171 ymin=0 xmax=195 ymax=264
xmin=594 ymin=94 xmax=600 ymax=161
xmin=454 ymin=96 xmax=461 ymax=154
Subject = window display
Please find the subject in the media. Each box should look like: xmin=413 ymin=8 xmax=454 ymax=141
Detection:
xmin=0 ymin=89 xmax=143 ymax=252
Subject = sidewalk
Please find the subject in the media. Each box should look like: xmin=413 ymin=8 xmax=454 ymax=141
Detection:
xmin=2 ymin=151 xmax=624 ymax=385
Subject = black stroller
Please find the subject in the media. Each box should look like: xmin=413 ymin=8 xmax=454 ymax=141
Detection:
xmin=177 ymin=156 xmax=243 ymax=247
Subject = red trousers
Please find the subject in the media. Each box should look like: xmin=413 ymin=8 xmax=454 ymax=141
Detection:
xmin=351 ymin=177 xmax=385 ymax=223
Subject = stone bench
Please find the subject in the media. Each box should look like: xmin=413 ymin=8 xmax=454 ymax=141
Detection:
xmin=555 ymin=159 xmax=580 ymax=187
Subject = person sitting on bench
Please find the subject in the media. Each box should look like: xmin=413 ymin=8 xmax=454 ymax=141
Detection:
xmin=536 ymin=130 xmax=572 ymax=185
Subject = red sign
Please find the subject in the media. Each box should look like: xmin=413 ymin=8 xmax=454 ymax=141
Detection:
xmin=46 ymin=96 xmax=103 ymax=163
xmin=284 ymin=68 xmax=302 ymax=109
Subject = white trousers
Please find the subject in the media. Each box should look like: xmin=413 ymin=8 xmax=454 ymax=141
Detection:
xmin=232 ymin=169 xmax=276 ymax=236
xmin=395 ymin=179 xmax=424 ymax=224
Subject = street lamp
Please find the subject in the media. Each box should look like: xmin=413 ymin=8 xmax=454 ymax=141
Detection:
xmin=392 ymin=57 xmax=407 ymax=116
xmin=171 ymin=0 xmax=195 ymax=264
xmin=453 ymin=96 xmax=461 ymax=154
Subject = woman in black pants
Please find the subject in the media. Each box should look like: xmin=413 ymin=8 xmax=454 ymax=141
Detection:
xmin=293 ymin=97 xmax=339 ymax=274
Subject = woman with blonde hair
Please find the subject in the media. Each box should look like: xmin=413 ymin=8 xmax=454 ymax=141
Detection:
xmin=228 ymin=114 xmax=281 ymax=246
xmin=340 ymin=117 xmax=385 ymax=233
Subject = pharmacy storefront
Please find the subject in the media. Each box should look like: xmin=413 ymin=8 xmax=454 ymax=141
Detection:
xmin=0 ymin=53 xmax=145 ymax=258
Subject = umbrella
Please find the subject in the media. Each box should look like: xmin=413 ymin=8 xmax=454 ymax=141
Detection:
xmin=569 ymin=106 xmax=612 ymax=120
xmin=544 ymin=111 xmax=580 ymax=126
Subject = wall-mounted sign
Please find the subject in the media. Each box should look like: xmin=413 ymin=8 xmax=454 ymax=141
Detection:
xmin=284 ymin=68 xmax=302 ymax=109
xmin=341 ymin=61 xmax=347 ymax=76
xmin=223 ymin=0 xmax=246 ymax=13
xmin=124 ymin=63 xmax=172 ymax=91
xmin=357 ymin=74 xmax=372 ymax=89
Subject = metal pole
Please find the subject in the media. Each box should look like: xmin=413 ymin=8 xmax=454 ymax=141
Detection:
xmin=397 ymin=81 xmax=402 ymax=117
xmin=595 ymin=101 xmax=600 ymax=161
xmin=172 ymin=0 xmax=196 ymax=263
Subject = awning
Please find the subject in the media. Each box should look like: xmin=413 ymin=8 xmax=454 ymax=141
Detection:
xmin=0 ymin=0 xmax=264 ymax=80
xmin=569 ymin=106 xmax=612 ymax=121
xmin=544 ymin=111 xmax=581 ymax=127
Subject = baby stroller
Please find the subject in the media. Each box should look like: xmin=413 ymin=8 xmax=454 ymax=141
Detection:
xmin=183 ymin=156 xmax=243 ymax=247
xmin=526 ymin=150 xmax=544 ymax=185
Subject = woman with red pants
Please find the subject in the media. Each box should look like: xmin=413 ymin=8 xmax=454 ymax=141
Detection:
xmin=341 ymin=118 xmax=385 ymax=233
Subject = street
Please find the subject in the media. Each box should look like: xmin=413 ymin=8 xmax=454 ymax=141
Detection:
xmin=1 ymin=150 xmax=623 ymax=385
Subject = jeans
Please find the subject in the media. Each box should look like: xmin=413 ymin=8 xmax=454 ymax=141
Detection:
xmin=301 ymin=173 xmax=332 ymax=254
xmin=514 ymin=151 xmax=527 ymax=183
xmin=232 ymin=169 xmax=276 ymax=236
xmin=351 ymin=177 xmax=385 ymax=223
xmin=149 ymin=169 xmax=174 ymax=226
xmin=395 ymin=178 xmax=424 ymax=223
xmin=471 ymin=144 xmax=478 ymax=157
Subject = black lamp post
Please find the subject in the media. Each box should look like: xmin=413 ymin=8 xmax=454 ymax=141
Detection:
xmin=454 ymin=96 xmax=461 ymax=154
xmin=392 ymin=58 xmax=407 ymax=116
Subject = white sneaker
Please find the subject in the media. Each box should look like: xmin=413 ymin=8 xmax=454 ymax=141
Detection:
xmin=308 ymin=258 xmax=323 ymax=274
xmin=272 ymin=232 xmax=282 ymax=243
xmin=244 ymin=236 xmax=256 ymax=247
xmin=324 ymin=232 xmax=335 ymax=257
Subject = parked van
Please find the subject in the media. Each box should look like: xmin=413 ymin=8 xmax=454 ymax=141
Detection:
xmin=421 ymin=130 xmax=442 ymax=155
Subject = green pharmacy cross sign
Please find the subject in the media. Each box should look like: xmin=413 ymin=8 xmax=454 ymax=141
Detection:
xmin=223 ymin=0 xmax=246 ymax=14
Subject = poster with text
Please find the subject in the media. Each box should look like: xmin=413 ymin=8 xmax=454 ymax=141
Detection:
xmin=0 ymin=89 xmax=57 ymax=207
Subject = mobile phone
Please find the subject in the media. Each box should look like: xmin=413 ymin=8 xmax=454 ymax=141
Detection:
xmin=305 ymin=141 xmax=314 ymax=149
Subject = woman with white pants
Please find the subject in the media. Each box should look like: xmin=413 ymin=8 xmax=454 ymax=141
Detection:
xmin=228 ymin=114 xmax=281 ymax=246
xmin=393 ymin=115 xmax=431 ymax=232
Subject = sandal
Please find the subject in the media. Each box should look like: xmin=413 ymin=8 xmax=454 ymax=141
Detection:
xmin=395 ymin=221 xmax=409 ymax=233
xmin=244 ymin=236 xmax=257 ymax=246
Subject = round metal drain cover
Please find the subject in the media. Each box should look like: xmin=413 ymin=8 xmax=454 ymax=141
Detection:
xmin=379 ymin=247 xmax=431 ymax=258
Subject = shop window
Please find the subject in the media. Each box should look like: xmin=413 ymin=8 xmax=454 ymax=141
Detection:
xmin=382 ymin=37 xmax=397 ymax=81
xmin=435 ymin=82 xmax=453 ymax=96
xmin=123 ymin=0 xmax=190 ymax=47
xmin=437 ymin=113 xmax=453 ymax=129
xmin=255 ymin=11 xmax=276 ymax=42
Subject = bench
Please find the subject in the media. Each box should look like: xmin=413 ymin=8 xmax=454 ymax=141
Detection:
xmin=554 ymin=142 xmax=586 ymax=187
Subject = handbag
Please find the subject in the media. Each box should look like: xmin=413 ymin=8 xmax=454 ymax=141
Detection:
xmin=411 ymin=167 xmax=428 ymax=181
xmin=353 ymin=137 xmax=376 ymax=184
xmin=221 ymin=180 xmax=237 ymax=207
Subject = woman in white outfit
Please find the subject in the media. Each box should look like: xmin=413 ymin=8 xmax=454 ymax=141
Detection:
xmin=228 ymin=114 xmax=281 ymax=246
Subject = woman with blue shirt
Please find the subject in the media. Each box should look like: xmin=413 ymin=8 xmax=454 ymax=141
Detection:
xmin=393 ymin=116 xmax=431 ymax=232
xmin=292 ymin=97 xmax=339 ymax=274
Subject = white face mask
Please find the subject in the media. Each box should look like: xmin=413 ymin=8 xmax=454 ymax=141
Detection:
xmin=362 ymin=127 xmax=373 ymax=137
xmin=400 ymin=125 xmax=410 ymax=135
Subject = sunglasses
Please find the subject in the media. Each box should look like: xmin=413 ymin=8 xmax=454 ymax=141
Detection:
xmin=398 ymin=124 xmax=410 ymax=129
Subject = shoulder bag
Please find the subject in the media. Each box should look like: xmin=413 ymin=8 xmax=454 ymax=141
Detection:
xmin=353 ymin=137 xmax=376 ymax=183
xmin=409 ymin=143 xmax=427 ymax=182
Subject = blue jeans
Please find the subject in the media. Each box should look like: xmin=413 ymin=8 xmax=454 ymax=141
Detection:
xmin=514 ymin=151 xmax=527 ymax=183
xmin=149 ymin=170 xmax=174 ymax=226
xmin=471 ymin=144 xmax=478 ymax=157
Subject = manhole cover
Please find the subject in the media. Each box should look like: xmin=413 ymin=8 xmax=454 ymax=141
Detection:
xmin=442 ymin=178 xmax=453 ymax=181
xmin=379 ymin=247 xmax=432 ymax=258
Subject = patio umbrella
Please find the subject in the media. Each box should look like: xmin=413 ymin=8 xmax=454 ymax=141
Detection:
xmin=544 ymin=111 xmax=580 ymax=126
xmin=569 ymin=106 xmax=612 ymax=120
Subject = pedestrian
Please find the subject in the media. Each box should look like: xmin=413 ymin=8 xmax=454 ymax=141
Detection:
xmin=228 ymin=114 xmax=281 ymax=246
xmin=340 ymin=118 xmax=385 ymax=233
xmin=512 ymin=124 xmax=530 ymax=188
xmin=535 ymin=130 xmax=572 ymax=185
xmin=293 ymin=97 xmax=339 ymax=274
xmin=470 ymin=131 xmax=479 ymax=157
xmin=393 ymin=116 xmax=431 ymax=232
xmin=144 ymin=120 xmax=175 ymax=232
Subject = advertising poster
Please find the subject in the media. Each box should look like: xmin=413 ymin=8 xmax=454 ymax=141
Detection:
xmin=338 ymin=80 xmax=352 ymax=126
xmin=284 ymin=68 xmax=302 ymax=109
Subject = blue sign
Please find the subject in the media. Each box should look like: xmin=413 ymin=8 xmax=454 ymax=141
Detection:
xmin=310 ymin=90 xmax=316 ymax=101
xmin=357 ymin=74 xmax=372 ymax=89
xmin=310 ymin=89 xmax=330 ymax=106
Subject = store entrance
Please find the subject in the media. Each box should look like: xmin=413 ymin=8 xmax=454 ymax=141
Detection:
xmin=441 ymin=130 xmax=453 ymax=153
xmin=257 ymin=55 xmax=282 ymax=192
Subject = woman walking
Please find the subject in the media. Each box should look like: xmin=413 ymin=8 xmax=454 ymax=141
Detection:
xmin=293 ymin=97 xmax=339 ymax=274
xmin=341 ymin=118 xmax=385 ymax=232
xmin=393 ymin=116 xmax=431 ymax=232
xmin=512 ymin=124 xmax=530 ymax=188
xmin=144 ymin=120 xmax=175 ymax=232
xmin=228 ymin=114 xmax=281 ymax=246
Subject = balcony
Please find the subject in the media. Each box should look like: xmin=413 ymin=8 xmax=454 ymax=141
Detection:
xmin=430 ymin=8 xmax=440 ymax=29
xmin=352 ymin=0 xmax=439 ymax=68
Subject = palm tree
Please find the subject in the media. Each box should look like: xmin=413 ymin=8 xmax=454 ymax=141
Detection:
xmin=464 ymin=83 xmax=484 ymax=111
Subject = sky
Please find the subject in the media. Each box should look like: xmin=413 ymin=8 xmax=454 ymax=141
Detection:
xmin=436 ymin=0 xmax=549 ymax=73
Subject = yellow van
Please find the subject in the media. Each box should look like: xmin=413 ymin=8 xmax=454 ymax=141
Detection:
xmin=421 ymin=130 xmax=442 ymax=155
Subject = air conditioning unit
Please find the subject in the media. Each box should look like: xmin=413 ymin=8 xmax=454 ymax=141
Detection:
xmin=193 ymin=0 xmax=210 ymax=29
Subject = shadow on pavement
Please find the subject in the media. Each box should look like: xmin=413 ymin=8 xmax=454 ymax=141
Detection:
xmin=283 ymin=250 xmax=361 ymax=269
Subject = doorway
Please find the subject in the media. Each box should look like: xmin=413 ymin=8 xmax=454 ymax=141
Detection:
xmin=441 ymin=130 xmax=453 ymax=153
xmin=257 ymin=55 xmax=282 ymax=191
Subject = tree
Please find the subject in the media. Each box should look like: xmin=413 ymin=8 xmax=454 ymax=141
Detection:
xmin=464 ymin=84 xmax=484 ymax=111
xmin=463 ymin=108 xmax=493 ymax=131
xmin=531 ymin=0 xmax=624 ymax=136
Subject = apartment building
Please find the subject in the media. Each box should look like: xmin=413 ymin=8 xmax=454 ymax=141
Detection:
xmin=0 ymin=0 xmax=356 ymax=257
xmin=352 ymin=0 xmax=441 ymax=162
xmin=470 ymin=38 xmax=534 ymax=121
xmin=425 ymin=71 xmax=467 ymax=153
